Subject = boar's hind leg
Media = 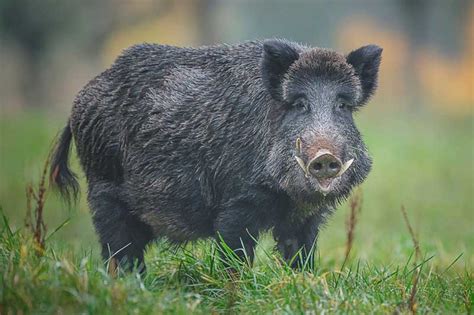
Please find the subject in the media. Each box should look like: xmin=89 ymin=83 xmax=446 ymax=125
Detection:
xmin=273 ymin=214 xmax=323 ymax=270
xmin=88 ymin=181 xmax=154 ymax=273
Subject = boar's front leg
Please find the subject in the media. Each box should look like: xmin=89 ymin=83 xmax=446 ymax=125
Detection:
xmin=273 ymin=212 xmax=325 ymax=270
xmin=214 ymin=204 xmax=263 ymax=267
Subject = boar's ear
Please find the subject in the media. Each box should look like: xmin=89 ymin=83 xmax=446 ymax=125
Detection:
xmin=346 ymin=45 xmax=382 ymax=105
xmin=261 ymin=39 xmax=300 ymax=101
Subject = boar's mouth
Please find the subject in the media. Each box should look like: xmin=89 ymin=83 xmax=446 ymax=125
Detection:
xmin=294 ymin=137 xmax=354 ymax=194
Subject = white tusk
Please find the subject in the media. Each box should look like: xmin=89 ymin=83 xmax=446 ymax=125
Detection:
xmin=295 ymin=137 xmax=302 ymax=156
xmin=295 ymin=156 xmax=308 ymax=177
xmin=336 ymin=158 xmax=354 ymax=177
xmin=295 ymin=137 xmax=309 ymax=177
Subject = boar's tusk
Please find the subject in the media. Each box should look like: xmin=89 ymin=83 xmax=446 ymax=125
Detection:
xmin=295 ymin=137 xmax=302 ymax=156
xmin=295 ymin=137 xmax=309 ymax=177
xmin=294 ymin=156 xmax=308 ymax=177
xmin=336 ymin=158 xmax=354 ymax=177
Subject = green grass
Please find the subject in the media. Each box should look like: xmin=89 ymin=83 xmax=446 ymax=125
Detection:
xmin=1 ymin=218 xmax=472 ymax=314
xmin=0 ymin=109 xmax=473 ymax=313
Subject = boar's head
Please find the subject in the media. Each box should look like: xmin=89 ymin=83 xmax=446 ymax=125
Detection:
xmin=261 ymin=39 xmax=382 ymax=205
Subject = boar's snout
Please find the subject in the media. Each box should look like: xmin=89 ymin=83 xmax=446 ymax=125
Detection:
xmin=307 ymin=150 xmax=342 ymax=180
xmin=294 ymin=138 xmax=355 ymax=195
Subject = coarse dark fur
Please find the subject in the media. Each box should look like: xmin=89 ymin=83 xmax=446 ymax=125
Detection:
xmin=50 ymin=39 xmax=382 ymax=270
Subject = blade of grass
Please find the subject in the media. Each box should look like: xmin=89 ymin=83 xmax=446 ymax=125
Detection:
xmin=442 ymin=253 xmax=463 ymax=273
xmin=45 ymin=218 xmax=70 ymax=241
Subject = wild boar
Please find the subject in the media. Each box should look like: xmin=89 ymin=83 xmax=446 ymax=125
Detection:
xmin=50 ymin=39 xmax=382 ymax=270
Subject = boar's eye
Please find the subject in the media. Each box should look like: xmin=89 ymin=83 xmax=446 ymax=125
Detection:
xmin=290 ymin=97 xmax=309 ymax=112
xmin=338 ymin=102 xmax=348 ymax=110
xmin=336 ymin=93 xmax=353 ymax=112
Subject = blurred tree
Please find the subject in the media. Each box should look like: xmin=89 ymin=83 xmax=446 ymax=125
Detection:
xmin=195 ymin=0 xmax=219 ymax=44
xmin=0 ymin=0 xmax=166 ymax=108
xmin=397 ymin=0 xmax=472 ymax=109
xmin=398 ymin=0 xmax=429 ymax=108
xmin=0 ymin=0 xmax=86 ymax=107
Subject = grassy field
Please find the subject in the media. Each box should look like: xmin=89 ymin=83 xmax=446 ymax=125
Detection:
xmin=0 ymin=109 xmax=473 ymax=313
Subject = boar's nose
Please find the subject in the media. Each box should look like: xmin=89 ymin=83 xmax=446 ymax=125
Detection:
xmin=308 ymin=150 xmax=342 ymax=179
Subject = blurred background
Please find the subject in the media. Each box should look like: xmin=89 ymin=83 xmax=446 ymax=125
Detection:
xmin=0 ymin=0 xmax=472 ymax=266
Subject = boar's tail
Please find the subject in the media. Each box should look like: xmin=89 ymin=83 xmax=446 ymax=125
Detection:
xmin=50 ymin=122 xmax=79 ymax=204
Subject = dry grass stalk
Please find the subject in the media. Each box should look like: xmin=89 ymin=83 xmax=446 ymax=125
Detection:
xmin=401 ymin=205 xmax=422 ymax=262
xmin=107 ymin=257 xmax=118 ymax=278
xmin=344 ymin=189 xmax=363 ymax=262
xmin=24 ymin=151 xmax=52 ymax=256
xmin=335 ymin=189 xmax=363 ymax=288
xmin=400 ymin=205 xmax=422 ymax=314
